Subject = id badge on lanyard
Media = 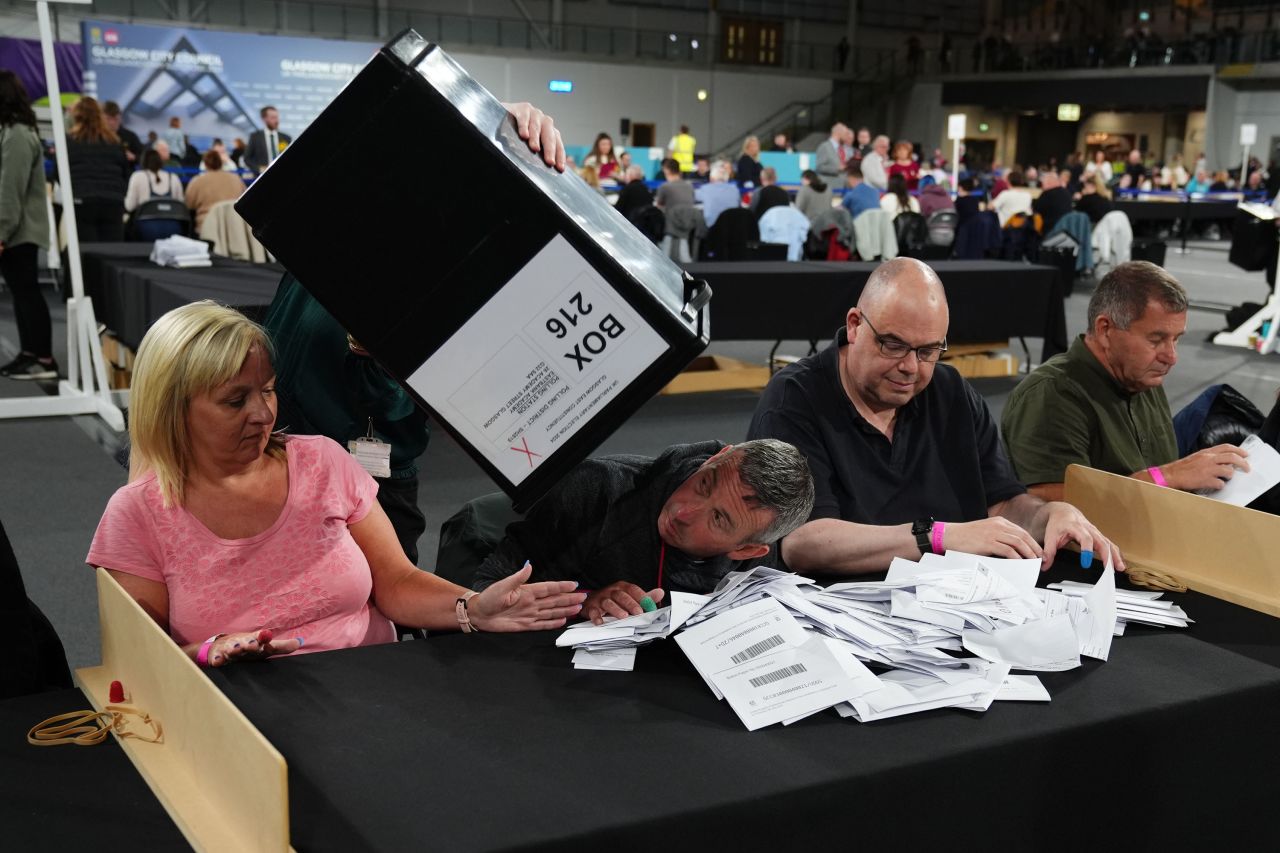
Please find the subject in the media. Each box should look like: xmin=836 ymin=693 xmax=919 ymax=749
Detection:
xmin=348 ymin=418 xmax=391 ymax=478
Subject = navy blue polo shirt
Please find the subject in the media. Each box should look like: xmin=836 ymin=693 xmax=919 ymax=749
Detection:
xmin=747 ymin=329 xmax=1026 ymax=525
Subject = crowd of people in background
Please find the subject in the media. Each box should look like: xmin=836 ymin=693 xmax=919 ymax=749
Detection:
xmin=571 ymin=114 xmax=1280 ymax=264
xmin=0 ymin=73 xmax=282 ymax=381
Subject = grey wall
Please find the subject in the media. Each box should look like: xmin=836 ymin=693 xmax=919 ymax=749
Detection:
xmin=1205 ymin=81 xmax=1280 ymax=173
xmin=448 ymin=49 xmax=832 ymax=150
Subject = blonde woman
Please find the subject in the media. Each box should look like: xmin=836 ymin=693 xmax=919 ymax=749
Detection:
xmin=1074 ymin=174 xmax=1113 ymax=223
xmin=87 ymin=302 xmax=585 ymax=668
xmin=735 ymin=135 xmax=763 ymax=188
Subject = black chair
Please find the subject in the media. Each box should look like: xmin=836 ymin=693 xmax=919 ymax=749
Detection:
xmin=925 ymin=210 xmax=959 ymax=248
xmin=1 ymin=516 xmax=72 ymax=700
xmin=127 ymin=198 xmax=192 ymax=241
xmin=746 ymin=242 xmax=790 ymax=261
xmin=435 ymin=492 xmax=524 ymax=590
xmin=894 ymin=211 xmax=929 ymax=258
xmin=627 ymin=205 xmax=665 ymax=245
xmin=700 ymin=208 xmax=759 ymax=261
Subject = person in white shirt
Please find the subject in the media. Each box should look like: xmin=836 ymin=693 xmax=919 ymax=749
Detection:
xmin=124 ymin=148 xmax=184 ymax=212
xmin=1083 ymin=149 xmax=1113 ymax=184
xmin=861 ymin=135 xmax=890 ymax=191
xmin=879 ymin=173 xmax=920 ymax=217
xmin=992 ymin=169 xmax=1034 ymax=226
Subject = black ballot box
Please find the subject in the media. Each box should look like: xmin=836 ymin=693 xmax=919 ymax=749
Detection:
xmin=237 ymin=31 xmax=710 ymax=509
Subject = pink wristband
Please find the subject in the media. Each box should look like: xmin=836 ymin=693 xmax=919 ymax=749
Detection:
xmin=1148 ymin=466 xmax=1168 ymax=487
xmin=931 ymin=522 xmax=946 ymax=555
xmin=196 ymin=634 xmax=221 ymax=667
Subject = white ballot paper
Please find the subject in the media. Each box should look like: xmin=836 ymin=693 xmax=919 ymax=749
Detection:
xmin=990 ymin=674 xmax=1051 ymax=702
xmin=1072 ymin=563 xmax=1116 ymax=661
xmin=1199 ymin=435 xmax=1280 ymax=507
xmin=675 ymin=598 xmax=867 ymax=731
xmin=962 ymin=614 xmax=1081 ymax=671
xmin=572 ymin=648 xmax=637 ymax=671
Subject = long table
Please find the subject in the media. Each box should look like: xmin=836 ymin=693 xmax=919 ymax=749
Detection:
xmin=79 ymin=243 xmax=282 ymax=350
xmin=1115 ymin=198 xmax=1240 ymax=224
xmin=685 ymin=260 xmax=1069 ymax=361
xmin=7 ymin=557 xmax=1280 ymax=850
xmin=207 ymin=558 xmax=1277 ymax=852
xmin=79 ymin=247 xmax=1069 ymax=363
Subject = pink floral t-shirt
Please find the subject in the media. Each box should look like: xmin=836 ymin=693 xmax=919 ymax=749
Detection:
xmin=86 ymin=434 xmax=395 ymax=652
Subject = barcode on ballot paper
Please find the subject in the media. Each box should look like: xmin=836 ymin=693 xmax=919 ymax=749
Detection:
xmin=730 ymin=634 xmax=785 ymax=665
xmin=748 ymin=663 xmax=808 ymax=688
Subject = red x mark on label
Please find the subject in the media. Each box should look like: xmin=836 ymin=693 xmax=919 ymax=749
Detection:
xmin=510 ymin=436 xmax=542 ymax=467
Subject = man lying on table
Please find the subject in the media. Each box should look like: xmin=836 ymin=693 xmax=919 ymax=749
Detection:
xmin=472 ymin=440 xmax=815 ymax=624
xmin=747 ymin=257 xmax=1124 ymax=574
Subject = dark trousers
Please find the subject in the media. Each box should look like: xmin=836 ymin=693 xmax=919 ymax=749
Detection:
xmin=73 ymin=199 xmax=125 ymax=242
xmin=0 ymin=243 xmax=52 ymax=358
xmin=376 ymin=473 xmax=426 ymax=566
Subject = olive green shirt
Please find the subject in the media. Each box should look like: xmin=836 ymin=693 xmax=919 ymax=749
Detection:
xmin=1001 ymin=335 xmax=1178 ymax=485
xmin=0 ymin=123 xmax=50 ymax=251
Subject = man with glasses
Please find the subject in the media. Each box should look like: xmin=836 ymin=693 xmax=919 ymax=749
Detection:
xmin=747 ymin=257 xmax=1122 ymax=574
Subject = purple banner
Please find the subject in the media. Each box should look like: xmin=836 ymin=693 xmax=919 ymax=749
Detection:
xmin=0 ymin=36 xmax=84 ymax=102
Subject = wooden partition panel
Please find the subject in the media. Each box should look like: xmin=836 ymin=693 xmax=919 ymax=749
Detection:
xmin=75 ymin=568 xmax=291 ymax=852
xmin=1065 ymin=464 xmax=1280 ymax=617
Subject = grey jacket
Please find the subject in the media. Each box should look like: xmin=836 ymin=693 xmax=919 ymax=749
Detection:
xmin=796 ymin=184 xmax=834 ymax=222
xmin=814 ymin=138 xmax=846 ymax=182
xmin=0 ymin=123 xmax=50 ymax=250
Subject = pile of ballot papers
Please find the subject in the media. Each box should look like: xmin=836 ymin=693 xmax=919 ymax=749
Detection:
xmin=149 ymin=235 xmax=212 ymax=268
xmin=556 ymin=550 xmax=1192 ymax=730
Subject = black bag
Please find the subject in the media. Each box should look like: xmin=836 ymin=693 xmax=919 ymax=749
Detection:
xmin=1131 ymin=238 xmax=1166 ymax=267
xmin=894 ymin=211 xmax=929 ymax=257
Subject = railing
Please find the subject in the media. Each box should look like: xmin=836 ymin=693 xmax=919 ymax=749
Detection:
xmin=713 ymin=46 xmax=902 ymax=160
xmin=930 ymin=30 xmax=1280 ymax=75
xmin=62 ymin=0 xmax=849 ymax=74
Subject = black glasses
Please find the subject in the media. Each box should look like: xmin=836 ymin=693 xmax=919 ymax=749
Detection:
xmin=860 ymin=315 xmax=948 ymax=363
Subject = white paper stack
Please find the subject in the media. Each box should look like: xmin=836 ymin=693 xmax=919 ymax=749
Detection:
xmin=556 ymin=591 xmax=709 ymax=671
xmin=150 ymin=235 xmax=212 ymax=268
xmin=1047 ymin=579 xmax=1192 ymax=632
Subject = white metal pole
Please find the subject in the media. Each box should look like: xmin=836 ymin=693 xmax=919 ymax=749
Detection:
xmin=951 ymin=139 xmax=959 ymax=197
xmin=37 ymin=0 xmax=87 ymax=308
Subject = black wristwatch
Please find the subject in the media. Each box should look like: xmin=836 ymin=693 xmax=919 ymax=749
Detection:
xmin=911 ymin=517 xmax=935 ymax=555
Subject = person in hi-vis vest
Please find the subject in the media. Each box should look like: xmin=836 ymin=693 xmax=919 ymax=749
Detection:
xmin=666 ymin=124 xmax=696 ymax=174
xmin=245 ymin=105 xmax=293 ymax=175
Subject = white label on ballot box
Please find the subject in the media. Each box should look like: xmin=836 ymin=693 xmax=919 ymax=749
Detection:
xmin=408 ymin=234 xmax=667 ymax=484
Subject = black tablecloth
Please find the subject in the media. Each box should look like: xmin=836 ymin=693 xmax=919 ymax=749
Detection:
xmin=685 ymin=260 xmax=1069 ymax=361
xmin=211 ymin=558 xmax=1280 ymax=852
xmin=0 ymin=688 xmax=189 ymax=852
xmin=79 ymin=243 xmax=283 ymax=350
xmin=1115 ymin=199 xmax=1239 ymax=223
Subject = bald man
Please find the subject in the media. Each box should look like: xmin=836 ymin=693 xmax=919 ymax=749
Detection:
xmin=747 ymin=258 xmax=1122 ymax=574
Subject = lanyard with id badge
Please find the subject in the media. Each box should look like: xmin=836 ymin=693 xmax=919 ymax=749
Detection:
xmin=349 ymin=418 xmax=391 ymax=478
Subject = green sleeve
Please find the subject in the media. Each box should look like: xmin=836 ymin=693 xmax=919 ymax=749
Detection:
xmin=1001 ymin=376 xmax=1096 ymax=486
xmin=0 ymin=129 xmax=35 ymax=244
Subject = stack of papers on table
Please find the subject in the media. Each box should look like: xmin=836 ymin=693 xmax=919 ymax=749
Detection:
xmin=150 ymin=235 xmax=212 ymax=268
xmin=557 ymin=550 xmax=1191 ymax=729
xmin=1046 ymin=580 xmax=1192 ymax=632
xmin=557 ymin=591 xmax=708 ymax=671
xmin=676 ymin=551 xmax=1186 ymax=730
